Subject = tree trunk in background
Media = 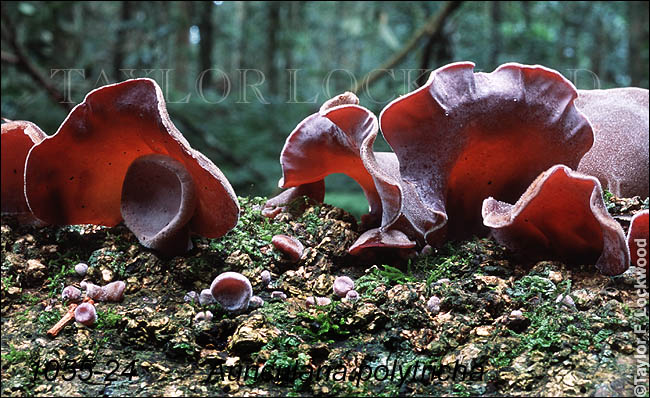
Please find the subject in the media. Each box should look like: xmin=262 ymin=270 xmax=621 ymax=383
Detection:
xmin=628 ymin=1 xmax=649 ymax=87
xmin=113 ymin=1 xmax=131 ymax=81
xmin=266 ymin=3 xmax=280 ymax=96
xmin=233 ymin=1 xmax=247 ymax=71
xmin=174 ymin=2 xmax=192 ymax=92
xmin=417 ymin=4 xmax=455 ymax=87
xmin=489 ymin=1 xmax=501 ymax=68
xmin=198 ymin=1 xmax=214 ymax=88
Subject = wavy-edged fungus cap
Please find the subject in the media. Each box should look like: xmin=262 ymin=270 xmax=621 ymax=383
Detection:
xmin=380 ymin=62 xmax=594 ymax=243
xmin=267 ymin=92 xmax=388 ymax=227
xmin=210 ymin=272 xmax=252 ymax=312
xmin=627 ymin=210 xmax=649 ymax=269
xmin=576 ymin=88 xmax=649 ymax=198
xmin=74 ymin=302 xmax=97 ymax=326
xmin=1 ymin=120 xmax=47 ymax=225
xmin=482 ymin=165 xmax=629 ymax=276
xmin=24 ymin=79 xmax=239 ymax=254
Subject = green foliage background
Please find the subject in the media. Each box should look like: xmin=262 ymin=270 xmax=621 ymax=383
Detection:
xmin=2 ymin=1 xmax=648 ymax=217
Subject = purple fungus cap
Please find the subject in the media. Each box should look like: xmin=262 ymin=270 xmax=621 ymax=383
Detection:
xmin=333 ymin=276 xmax=355 ymax=298
xmin=62 ymin=286 xmax=82 ymax=302
xmin=271 ymin=234 xmax=304 ymax=262
xmin=199 ymin=289 xmax=216 ymax=306
xmin=74 ymin=262 xmax=88 ymax=277
xmin=261 ymin=270 xmax=271 ymax=286
xmin=210 ymin=272 xmax=252 ymax=312
xmin=345 ymin=290 xmax=359 ymax=302
xmin=74 ymin=302 xmax=97 ymax=326
xmin=102 ymin=281 xmax=126 ymax=302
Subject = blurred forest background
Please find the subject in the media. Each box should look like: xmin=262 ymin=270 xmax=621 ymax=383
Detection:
xmin=2 ymin=1 xmax=649 ymax=218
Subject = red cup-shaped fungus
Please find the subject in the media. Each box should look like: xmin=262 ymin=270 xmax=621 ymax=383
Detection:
xmin=1 ymin=120 xmax=47 ymax=225
xmin=210 ymin=272 xmax=252 ymax=312
xmin=482 ymin=165 xmax=629 ymax=276
xmin=121 ymin=154 xmax=197 ymax=255
xmin=266 ymin=92 xmax=391 ymax=228
xmin=380 ymin=62 xmax=594 ymax=244
xmin=576 ymin=88 xmax=649 ymax=198
xmin=74 ymin=302 xmax=97 ymax=326
xmin=271 ymin=234 xmax=304 ymax=262
xmin=627 ymin=210 xmax=649 ymax=269
xmin=24 ymin=79 xmax=239 ymax=255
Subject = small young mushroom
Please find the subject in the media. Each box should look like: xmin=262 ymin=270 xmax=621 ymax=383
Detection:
xmin=306 ymin=296 xmax=331 ymax=307
xmin=194 ymin=310 xmax=213 ymax=323
xmin=344 ymin=290 xmax=359 ymax=302
xmin=74 ymin=262 xmax=89 ymax=277
xmin=249 ymin=296 xmax=265 ymax=309
xmin=271 ymin=291 xmax=288 ymax=300
xmin=333 ymin=276 xmax=355 ymax=298
xmin=427 ymin=296 xmax=441 ymax=314
xmin=24 ymin=79 xmax=239 ymax=256
xmin=271 ymin=234 xmax=304 ymax=262
xmin=260 ymin=270 xmax=271 ymax=286
xmin=1 ymin=120 xmax=47 ymax=225
xmin=184 ymin=291 xmax=199 ymax=303
xmin=210 ymin=272 xmax=252 ymax=312
xmin=82 ymin=281 xmax=126 ymax=302
xmin=102 ymin=281 xmax=126 ymax=302
xmin=199 ymin=289 xmax=216 ymax=306
xmin=482 ymin=165 xmax=629 ymax=276
xmin=62 ymin=286 xmax=82 ymax=302
xmin=74 ymin=302 xmax=97 ymax=326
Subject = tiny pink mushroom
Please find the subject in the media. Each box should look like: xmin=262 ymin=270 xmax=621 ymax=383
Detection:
xmin=333 ymin=276 xmax=354 ymax=298
xmin=271 ymin=234 xmax=304 ymax=262
xmin=74 ymin=302 xmax=97 ymax=326
xmin=345 ymin=290 xmax=359 ymax=302
xmin=306 ymin=296 xmax=331 ymax=307
xmin=210 ymin=272 xmax=253 ymax=312
xmin=271 ymin=291 xmax=287 ymax=300
xmin=261 ymin=270 xmax=271 ymax=286
xmin=62 ymin=286 xmax=82 ymax=302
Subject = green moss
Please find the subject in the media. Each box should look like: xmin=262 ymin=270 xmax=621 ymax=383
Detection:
xmin=96 ymin=307 xmax=123 ymax=329
xmin=210 ymin=196 xmax=285 ymax=261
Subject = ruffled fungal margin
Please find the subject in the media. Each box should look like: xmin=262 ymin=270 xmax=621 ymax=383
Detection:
xmin=264 ymin=91 xmax=428 ymax=253
xmin=482 ymin=165 xmax=629 ymax=276
xmin=1 ymin=120 xmax=48 ymax=225
xmin=380 ymin=62 xmax=594 ymax=245
xmin=24 ymin=78 xmax=239 ymax=255
xmin=627 ymin=210 xmax=649 ymax=269
xmin=265 ymin=92 xmax=389 ymax=228
xmin=576 ymin=88 xmax=649 ymax=198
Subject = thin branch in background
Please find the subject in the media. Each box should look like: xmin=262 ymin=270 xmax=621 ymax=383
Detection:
xmin=352 ymin=1 xmax=463 ymax=94
xmin=1 ymin=8 xmax=73 ymax=112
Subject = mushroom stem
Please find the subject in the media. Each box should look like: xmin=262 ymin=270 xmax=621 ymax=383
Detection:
xmin=46 ymin=298 xmax=95 ymax=337
xmin=120 ymin=154 xmax=197 ymax=256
